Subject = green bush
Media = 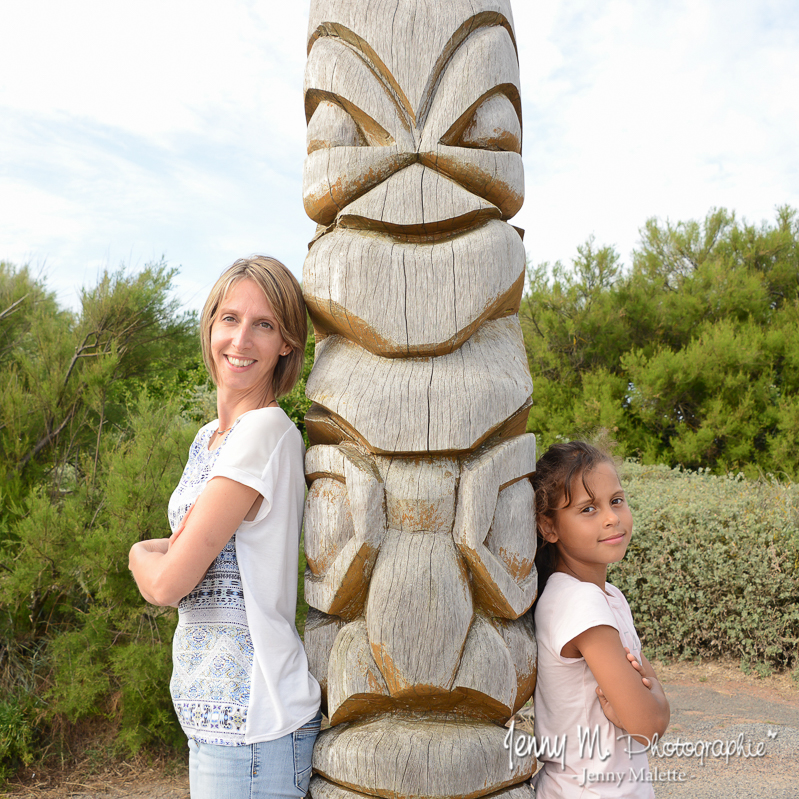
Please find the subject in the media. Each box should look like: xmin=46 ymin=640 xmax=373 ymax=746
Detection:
xmin=522 ymin=207 xmax=799 ymax=477
xmin=0 ymin=698 xmax=35 ymax=781
xmin=610 ymin=463 xmax=799 ymax=669
xmin=0 ymin=263 xmax=318 ymax=776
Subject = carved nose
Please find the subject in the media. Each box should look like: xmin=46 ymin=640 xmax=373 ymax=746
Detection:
xmin=336 ymin=162 xmax=501 ymax=237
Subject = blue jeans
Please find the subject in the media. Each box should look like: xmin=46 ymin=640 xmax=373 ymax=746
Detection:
xmin=187 ymin=712 xmax=322 ymax=799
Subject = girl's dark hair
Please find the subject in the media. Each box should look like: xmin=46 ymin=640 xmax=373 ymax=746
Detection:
xmin=532 ymin=440 xmax=617 ymax=599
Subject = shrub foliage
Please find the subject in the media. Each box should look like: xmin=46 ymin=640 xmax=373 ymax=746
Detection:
xmin=0 ymin=261 xmax=202 ymax=759
xmin=522 ymin=207 xmax=799 ymax=478
xmin=611 ymin=463 xmax=799 ymax=671
xmin=2 ymin=205 xmax=798 ymax=771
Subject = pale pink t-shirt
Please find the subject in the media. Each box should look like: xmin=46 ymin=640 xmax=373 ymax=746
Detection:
xmin=533 ymin=573 xmax=654 ymax=798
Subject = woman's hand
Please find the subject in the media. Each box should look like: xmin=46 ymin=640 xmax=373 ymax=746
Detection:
xmin=129 ymin=539 xmax=170 ymax=604
xmin=168 ymin=503 xmax=195 ymax=550
xmin=133 ymin=538 xmax=170 ymax=555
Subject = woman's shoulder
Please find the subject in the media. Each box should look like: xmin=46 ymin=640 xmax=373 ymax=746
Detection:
xmin=190 ymin=420 xmax=217 ymax=449
xmin=226 ymin=407 xmax=303 ymax=457
xmin=196 ymin=419 xmax=218 ymax=436
xmin=234 ymin=406 xmax=296 ymax=435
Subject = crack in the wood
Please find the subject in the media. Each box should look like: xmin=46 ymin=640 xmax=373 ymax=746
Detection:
xmin=450 ymin=238 xmax=458 ymax=338
xmin=426 ymin=356 xmax=434 ymax=452
xmin=401 ymin=245 xmax=409 ymax=353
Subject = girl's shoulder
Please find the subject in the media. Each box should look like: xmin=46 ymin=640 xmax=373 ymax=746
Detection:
xmin=541 ymin=572 xmax=607 ymax=601
xmin=536 ymin=573 xmax=609 ymax=620
xmin=603 ymin=581 xmax=633 ymax=610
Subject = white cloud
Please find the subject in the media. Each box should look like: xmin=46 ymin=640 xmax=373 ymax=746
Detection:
xmin=1 ymin=0 xmax=797 ymax=311
xmin=514 ymin=0 xmax=799 ymax=266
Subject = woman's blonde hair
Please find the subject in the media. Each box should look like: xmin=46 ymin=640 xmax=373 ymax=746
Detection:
xmin=200 ymin=256 xmax=307 ymax=398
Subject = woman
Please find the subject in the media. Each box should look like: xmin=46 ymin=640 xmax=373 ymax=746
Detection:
xmin=129 ymin=256 xmax=321 ymax=799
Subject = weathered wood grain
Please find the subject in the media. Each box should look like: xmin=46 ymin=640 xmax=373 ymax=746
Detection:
xmin=312 ymin=716 xmax=534 ymax=799
xmin=302 ymin=3 xmax=537 ymax=797
xmin=305 ymin=36 xmax=413 ymax=148
xmin=421 ymin=25 xmax=520 ymax=150
xmin=305 ymin=443 xmax=348 ymax=483
xmin=459 ymin=93 xmax=521 ymax=153
xmin=305 ymin=317 xmax=532 ymax=454
xmin=309 ymin=776 xmax=536 ymax=799
xmin=304 ymin=477 xmax=354 ymax=575
xmin=338 ymin=163 xmax=501 ymax=236
xmin=303 ymin=146 xmax=416 ymax=225
xmin=308 ymin=2 xmax=517 ymax=118
xmin=303 ymin=220 xmax=524 ymax=357
xmin=327 ymin=618 xmax=392 ymax=724
xmin=484 ymin=479 xmax=536 ymax=581
xmin=494 ymin=611 xmax=537 ymax=713
xmin=304 ymin=144 xmax=523 ymax=227
xmin=454 ymin=435 xmax=537 ymax=618
xmin=304 ymin=608 xmax=347 ymax=713
xmin=452 ymin=613 xmax=516 ymax=718
xmin=367 ymin=529 xmax=472 ymax=693
xmin=307 ymin=99 xmax=366 ymax=153
xmin=377 ymin=455 xmax=459 ymax=534
xmin=422 ymin=146 xmax=524 ymax=220
xmin=304 ymin=444 xmax=388 ymax=619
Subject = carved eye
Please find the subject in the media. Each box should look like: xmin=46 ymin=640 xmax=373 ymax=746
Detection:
xmin=307 ymin=100 xmax=367 ymax=154
xmin=444 ymin=93 xmax=521 ymax=154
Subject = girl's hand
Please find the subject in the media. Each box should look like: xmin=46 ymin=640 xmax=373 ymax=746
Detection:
xmin=573 ymin=625 xmax=670 ymax=741
xmin=596 ymin=647 xmax=653 ymax=726
xmin=595 ymin=686 xmax=623 ymax=728
xmin=624 ymin=647 xmax=654 ymax=689
xmin=596 ymin=646 xmax=652 ymax=727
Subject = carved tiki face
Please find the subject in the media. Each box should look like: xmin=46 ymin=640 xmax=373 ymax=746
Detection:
xmin=300 ymin=7 xmax=539 ymax=794
xmin=303 ymin=0 xmax=529 ymax=454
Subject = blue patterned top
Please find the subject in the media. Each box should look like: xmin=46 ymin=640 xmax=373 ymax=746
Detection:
xmin=168 ymin=421 xmax=254 ymax=746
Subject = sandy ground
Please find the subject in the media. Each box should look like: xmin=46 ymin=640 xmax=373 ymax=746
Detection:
xmin=4 ymin=660 xmax=797 ymax=799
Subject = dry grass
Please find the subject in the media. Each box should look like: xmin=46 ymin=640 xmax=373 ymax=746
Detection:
xmin=2 ymin=751 xmax=188 ymax=799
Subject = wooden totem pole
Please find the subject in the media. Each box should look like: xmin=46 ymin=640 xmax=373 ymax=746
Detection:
xmin=301 ymin=2 xmax=538 ymax=797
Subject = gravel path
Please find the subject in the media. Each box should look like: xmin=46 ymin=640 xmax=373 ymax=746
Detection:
xmin=651 ymin=672 xmax=799 ymax=798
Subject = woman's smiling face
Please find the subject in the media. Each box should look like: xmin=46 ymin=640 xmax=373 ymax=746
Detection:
xmin=210 ymin=278 xmax=290 ymax=401
xmin=542 ymin=461 xmax=633 ymax=584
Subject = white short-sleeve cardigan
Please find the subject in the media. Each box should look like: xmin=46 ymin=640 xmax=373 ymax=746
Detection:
xmin=168 ymin=407 xmax=320 ymax=745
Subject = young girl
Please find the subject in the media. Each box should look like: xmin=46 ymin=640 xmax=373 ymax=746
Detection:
xmin=129 ymin=256 xmax=321 ymax=799
xmin=532 ymin=441 xmax=669 ymax=798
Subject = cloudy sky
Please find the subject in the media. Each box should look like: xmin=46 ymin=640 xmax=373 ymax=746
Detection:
xmin=2 ymin=0 xmax=797 ymax=312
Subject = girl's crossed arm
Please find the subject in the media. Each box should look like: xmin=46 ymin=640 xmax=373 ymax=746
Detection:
xmin=129 ymin=476 xmax=259 ymax=607
xmin=567 ymin=624 xmax=670 ymax=743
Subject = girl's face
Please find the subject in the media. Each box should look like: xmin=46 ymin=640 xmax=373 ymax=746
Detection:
xmin=210 ymin=278 xmax=290 ymax=401
xmin=541 ymin=462 xmax=633 ymax=584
